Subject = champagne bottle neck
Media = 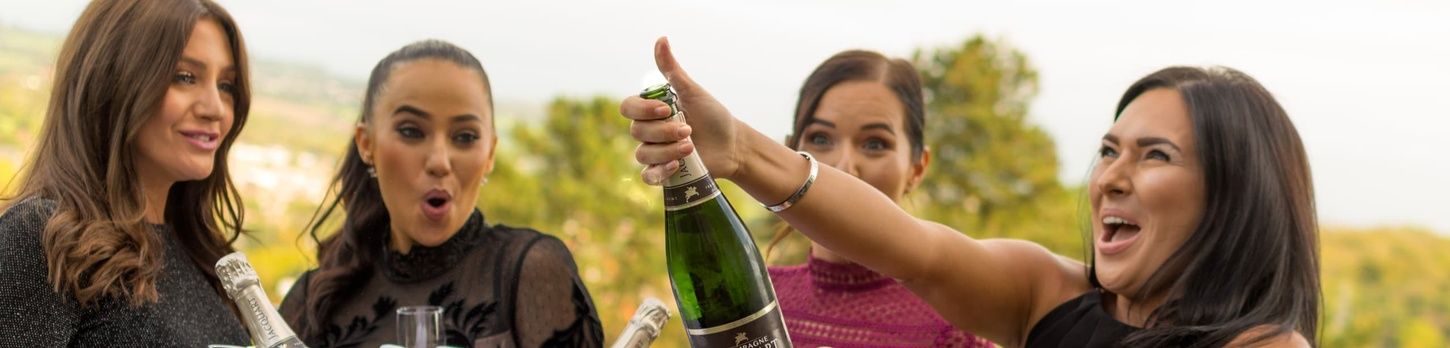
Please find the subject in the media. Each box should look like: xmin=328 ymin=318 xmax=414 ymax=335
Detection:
xmin=609 ymin=299 xmax=670 ymax=348
xmin=664 ymin=150 xmax=710 ymax=186
xmin=662 ymin=102 xmax=721 ymax=211
xmin=663 ymin=150 xmax=719 ymax=211
xmin=233 ymin=285 xmax=303 ymax=347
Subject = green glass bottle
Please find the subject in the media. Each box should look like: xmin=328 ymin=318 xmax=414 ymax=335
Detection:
xmin=640 ymin=84 xmax=791 ymax=348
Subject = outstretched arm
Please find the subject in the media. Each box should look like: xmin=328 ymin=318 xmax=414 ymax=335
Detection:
xmin=621 ymin=37 xmax=1089 ymax=346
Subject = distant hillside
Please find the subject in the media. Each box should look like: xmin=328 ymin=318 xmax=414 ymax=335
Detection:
xmin=0 ymin=25 xmax=364 ymax=156
xmin=241 ymin=58 xmax=362 ymax=156
xmin=0 ymin=26 xmax=58 ymax=149
xmin=1 ymin=24 xmax=549 ymax=159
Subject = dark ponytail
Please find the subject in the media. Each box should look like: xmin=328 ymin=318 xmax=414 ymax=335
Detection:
xmin=290 ymin=39 xmax=490 ymax=342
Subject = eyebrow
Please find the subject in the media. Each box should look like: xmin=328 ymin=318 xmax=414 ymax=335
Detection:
xmin=860 ymin=122 xmax=895 ymax=133
xmin=393 ymin=104 xmax=482 ymax=123
xmin=1102 ymin=134 xmax=1181 ymax=151
xmin=1137 ymin=137 xmax=1181 ymax=152
xmin=178 ymin=57 xmax=237 ymax=74
xmin=806 ymin=119 xmax=836 ymax=128
xmin=807 ymin=119 xmax=896 ymax=133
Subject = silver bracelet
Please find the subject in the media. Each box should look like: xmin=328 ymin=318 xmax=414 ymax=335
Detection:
xmin=763 ymin=151 xmax=818 ymax=213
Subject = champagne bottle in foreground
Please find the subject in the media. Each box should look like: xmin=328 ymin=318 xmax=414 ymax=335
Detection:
xmin=216 ymin=252 xmax=309 ymax=348
xmin=609 ymin=297 xmax=672 ymax=348
xmin=641 ymin=84 xmax=791 ymax=347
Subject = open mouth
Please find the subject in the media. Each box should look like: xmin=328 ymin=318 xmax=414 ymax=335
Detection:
xmin=1102 ymin=216 xmax=1141 ymax=243
xmin=420 ymin=189 xmax=453 ymax=221
xmin=1098 ymin=215 xmax=1142 ymax=255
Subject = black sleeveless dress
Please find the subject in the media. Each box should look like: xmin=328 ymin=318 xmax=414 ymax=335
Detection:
xmin=1025 ymin=290 xmax=1139 ymax=348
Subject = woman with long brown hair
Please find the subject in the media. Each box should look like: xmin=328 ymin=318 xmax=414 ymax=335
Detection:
xmin=623 ymin=38 xmax=1318 ymax=347
xmin=0 ymin=0 xmax=251 ymax=345
xmin=764 ymin=50 xmax=990 ymax=347
xmin=279 ymin=40 xmax=603 ymax=347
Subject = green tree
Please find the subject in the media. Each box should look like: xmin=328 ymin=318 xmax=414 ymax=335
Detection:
xmin=480 ymin=96 xmax=679 ymax=347
xmin=910 ymin=35 xmax=1083 ymax=256
xmin=1320 ymin=227 xmax=1450 ymax=347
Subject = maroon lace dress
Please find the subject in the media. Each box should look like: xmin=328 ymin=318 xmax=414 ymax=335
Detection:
xmin=768 ymin=255 xmax=992 ymax=347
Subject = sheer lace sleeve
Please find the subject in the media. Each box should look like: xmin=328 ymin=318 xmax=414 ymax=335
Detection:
xmin=511 ymin=235 xmax=603 ymax=347
xmin=277 ymin=270 xmax=313 ymax=335
xmin=0 ymin=199 xmax=80 ymax=346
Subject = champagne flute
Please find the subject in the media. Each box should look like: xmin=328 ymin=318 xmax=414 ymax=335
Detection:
xmin=396 ymin=306 xmax=443 ymax=348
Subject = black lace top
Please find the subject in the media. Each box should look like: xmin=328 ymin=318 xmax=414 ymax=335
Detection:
xmin=279 ymin=210 xmax=603 ymax=347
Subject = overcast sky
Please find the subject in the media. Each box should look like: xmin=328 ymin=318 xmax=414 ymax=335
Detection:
xmin=3 ymin=0 xmax=1448 ymax=233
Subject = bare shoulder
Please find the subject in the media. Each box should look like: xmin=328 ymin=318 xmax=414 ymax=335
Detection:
xmin=977 ymin=239 xmax=1088 ymax=294
xmin=1227 ymin=325 xmax=1311 ymax=348
xmin=976 ymin=238 xmax=1092 ymax=344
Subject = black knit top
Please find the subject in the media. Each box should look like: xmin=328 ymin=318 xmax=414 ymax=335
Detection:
xmin=0 ymin=198 xmax=249 ymax=346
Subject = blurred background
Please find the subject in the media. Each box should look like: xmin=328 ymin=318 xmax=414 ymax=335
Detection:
xmin=2 ymin=0 xmax=1448 ymax=346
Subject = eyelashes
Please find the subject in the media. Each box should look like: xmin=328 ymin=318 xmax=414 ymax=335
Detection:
xmin=395 ymin=124 xmax=482 ymax=145
xmin=1099 ymin=145 xmax=1171 ymax=162
xmin=173 ymin=71 xmax=197 ymax=85
xmin=806 ymin=132 xmax=893 ymax=152
xmin=173 ymin=70 xmax=238 ymax=97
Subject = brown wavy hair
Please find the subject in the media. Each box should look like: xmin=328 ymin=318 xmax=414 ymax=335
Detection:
xmin=766 ymin=49 xmax=927 ymax=260
xmin=288 ymin=40 xmax=491 ymax=342
xmin=2 ymin=0 xmax=250 ymax=307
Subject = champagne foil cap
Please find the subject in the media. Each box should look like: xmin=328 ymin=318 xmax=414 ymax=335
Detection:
xmin=214 ymin=252 xmax=260 ymax=299
xmin=635 ymin=297 xmax=672 ymax=336
xmin=639 ymin=83 xmax=678 ymax=115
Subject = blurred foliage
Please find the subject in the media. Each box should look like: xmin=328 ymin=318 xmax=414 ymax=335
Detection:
xmin=911 ymin=36 xmax=1084 ymax=257
xmin=2 ymin=26 xmax=1448 ymax=347
xmin=1321 ymin=227 xmax=1450 ymax=347
xmin=0 ymin=25 xmax=54 ymax=153
xmin=482 ymin=96 xmax=678 ymax=343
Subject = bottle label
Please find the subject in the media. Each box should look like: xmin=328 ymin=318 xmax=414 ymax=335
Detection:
xmin=685 ymin=301 xmax=791 ymax=348
xmin=242 ymin=287 xmax=282 ymax=344
xmin=664 ymin=153 xmax=720 ymax=211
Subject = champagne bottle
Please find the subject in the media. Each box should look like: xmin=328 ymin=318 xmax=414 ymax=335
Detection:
xmin=641 ymin=84 xmax=791 ymax=347
xmin=609 ymin=297 xmax=672 ymax=348
xmin=215 ymin=252 xmax=309 ymax=348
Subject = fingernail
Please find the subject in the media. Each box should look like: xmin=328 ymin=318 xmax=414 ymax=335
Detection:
xmin=677 ymin=125 xmax=692 ymax=138
xmin=656 ymin=106 xmax=672 ymax=116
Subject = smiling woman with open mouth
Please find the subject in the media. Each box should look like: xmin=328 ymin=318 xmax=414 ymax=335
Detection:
xmin=621 ymin=37 xmax=1319 ymax=348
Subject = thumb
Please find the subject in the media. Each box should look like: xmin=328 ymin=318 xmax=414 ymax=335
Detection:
xmin=654 ymin=37 xmax=701 ymax=96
